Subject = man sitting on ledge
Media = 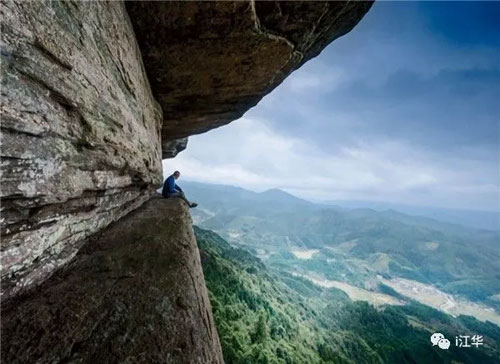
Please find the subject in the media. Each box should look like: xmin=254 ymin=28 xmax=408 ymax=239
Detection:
xmin=162 ymin=170 xmax=198 ymax=208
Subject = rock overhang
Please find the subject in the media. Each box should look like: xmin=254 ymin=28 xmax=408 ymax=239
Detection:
xmin=126 ymin=0 xmax=374 ymax=158
xmin=0 ymin=0 xmax=372 ymax=301
xmin=0 ymin=1 xmax=373 ymax=360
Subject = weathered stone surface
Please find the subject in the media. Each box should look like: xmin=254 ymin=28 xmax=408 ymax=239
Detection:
xmin=0 ymin=1 xmax=371 ymax=361
xmin=1 ymin=196 xmax=224 ymax=364
xmin=1 ymin=0 xmax=372 ymax=326
xmin=126 ymin=0 xmax=373 ymax=157
xmin=162 ymin=137 xmax=189 ymax=159
xmin=0 ymin=1 xmax=162 ymax=299
xmin=1 ymin=0 xmax=371 ymax=298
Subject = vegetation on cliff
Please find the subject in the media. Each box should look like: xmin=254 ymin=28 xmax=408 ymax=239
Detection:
xmin=195 ymin=227 xmax=500 ymax=364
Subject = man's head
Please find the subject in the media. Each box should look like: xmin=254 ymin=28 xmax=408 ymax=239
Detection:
xmin=173 ymin=171 xmax=180 ymax=179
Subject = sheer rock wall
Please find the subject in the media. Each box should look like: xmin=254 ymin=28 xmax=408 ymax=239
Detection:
xmin=1 ymin=197 xmax=224 ymax=364
xmin=1 ymin=1 xmax=163 ymax=299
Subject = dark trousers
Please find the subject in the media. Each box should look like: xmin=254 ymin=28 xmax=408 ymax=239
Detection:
xmin=163 ymin=191 xmax=191 ymax=205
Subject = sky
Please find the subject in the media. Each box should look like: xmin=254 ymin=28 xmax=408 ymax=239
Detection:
xmin=163 ymin=1 xmax=500 ymax=212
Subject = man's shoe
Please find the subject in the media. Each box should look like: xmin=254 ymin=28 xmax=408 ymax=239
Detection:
xmin=190 ymin=202 xmax=198 ymax=208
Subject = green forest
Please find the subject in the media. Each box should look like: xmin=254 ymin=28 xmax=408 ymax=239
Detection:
xmin=195 ymin=227 xmax=500 ymax=364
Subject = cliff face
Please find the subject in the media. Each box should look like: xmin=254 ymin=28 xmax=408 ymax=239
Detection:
xmin=1 ymin=0 xmax=372 ymax=362
xmin=1 ymin=196 xmax=223 ymax=364
xmin=126 ymin=0 xmax=373 ymax=157
xmin=1 ymin=1 xmax=162 ymax=299
xmin=1 ymin=0 xmax=372 ymax=300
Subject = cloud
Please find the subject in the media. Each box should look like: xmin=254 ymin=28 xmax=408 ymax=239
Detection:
xmin=163 ymin=117 xmax=498 ymax=211
xmin=285 ymin=64 xmax=345 ymax=94
xmin=163 ymin=2 xmax=499 ymax=212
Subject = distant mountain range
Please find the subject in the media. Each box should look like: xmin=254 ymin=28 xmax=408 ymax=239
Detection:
xmin=180 ymin=180 xmax=500 ymax=313
xmin=322 ymin=199 xmax=499 ymax=231
xmin=182 ymin=180 xmax=498 ymax=231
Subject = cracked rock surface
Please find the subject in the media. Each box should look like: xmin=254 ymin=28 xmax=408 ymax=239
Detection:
xmin=1 ymin=196 xmax=223 ymax=364
xmin=126 ymin=0 xmax=373 ymax=157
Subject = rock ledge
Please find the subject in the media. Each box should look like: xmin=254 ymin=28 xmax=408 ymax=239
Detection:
xmin=1 ymin=196 xmax=223 ymax=364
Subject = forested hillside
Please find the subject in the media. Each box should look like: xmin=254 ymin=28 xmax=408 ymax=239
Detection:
xmin=195 ymin=227 xmax=500 ymax=364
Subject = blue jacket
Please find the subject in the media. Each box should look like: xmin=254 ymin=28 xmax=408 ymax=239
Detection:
xmin=162 ymin=175 xmax=182 ymax=196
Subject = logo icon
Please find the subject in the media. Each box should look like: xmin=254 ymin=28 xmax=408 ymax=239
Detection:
xmin=431 ymin=333 xmax=450 ymax=350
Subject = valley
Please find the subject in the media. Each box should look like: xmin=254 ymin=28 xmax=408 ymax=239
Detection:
xmin=186 ymin=180 xmax=500 ymax=327
xmin=195 ymin=226 xmax=500 ymax=363
xmin=380 ymin=277 xmax=500 ymax=326
xmin=293 ymin=272 xmax=404 ymax=306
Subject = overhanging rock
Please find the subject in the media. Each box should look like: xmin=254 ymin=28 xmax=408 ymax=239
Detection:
xmin=1 ymin=1 xmax=373 ymax=361
xmin=126 ymin=1 xmax=373 ymax=158
xmin=0 ymin=0 xmax=372 ymax=301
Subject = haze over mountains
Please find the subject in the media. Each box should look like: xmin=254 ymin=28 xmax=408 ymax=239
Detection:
xmin=182 ymin=180 xmax=499 ymax=231
xmin=180 ymin=180 xmax=500 ymax=321
xmin=185 ymin=179 xmax=500 ymax=362
xmin=323 ymin=200 xmax=499 ymax=232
